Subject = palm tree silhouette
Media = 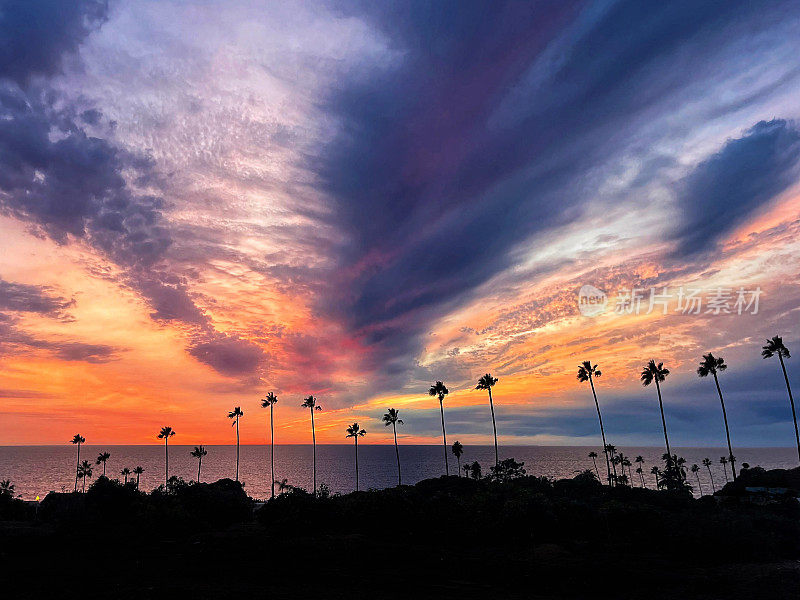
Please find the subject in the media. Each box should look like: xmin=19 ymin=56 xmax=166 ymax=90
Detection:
xmin=157 ymin=426 xmax=175 ymax=485
xmin=452 ymin=440 xmax=464 ymax=476
xmin=120 ymin=467 xmax=131 ymax=484
xmin=650 ymin=465 xmax=659 ymax=489
xmin=604 ymin=444 xmax=619 ymax=485
xmin=345 ymin=422 xmax=367 ymax=491
xmin=275 ymin=478 xmax=292 ymax=494
xmin=641 ymin=360 xmax=673 ymax=468
xmin=301 ymin=396 xmax=322 ymax=494
xmin=719 ymin=456 xmax=730 ymax=482
xmin=70 ymin=434 xmax=85 ymax=492
xmin=476 ymin=373 xmax=500 ymax=468
xmin=698 ymin=353 xmax=736 ymax=480
xmin=190 ymin=445 xmax=207 ymax=482
xmin=690 ymin=464 xmax=703 ymax=495
xmin=634 ymin=456 xmax=646 ymax=487
xmin=382 ymin=408 xmax=404 ymax=486
xmin=622 ymin=455 xmax=633 ymax=485
xmin=428 ymin=381 xmax=450 ymax=476
xmin=95 ymin=451 xmax=111 ymax=477
xmin=463 ymin=463 xmax=471 ymax=478
xmin=702 ymin=457 xmax=716 ymax=492
xmin=577 ymin=361 xmax=612 ymax=486
xmin=133 ymin=466 xmax=144 ymax=488
xmin=261 ymin=392 xmax=279 ymax=498
xmin=762 ymin=336 xmax=800 ymax=463
xmin=77 ymin=460 xmax=92 ymax=492
xmin=228 ymin=407 xmax=244 ymax=482
xmin=588 ymin=451 xmax=600 ymax=481
xmin=0 ymin=480 xmax=15 ymax=497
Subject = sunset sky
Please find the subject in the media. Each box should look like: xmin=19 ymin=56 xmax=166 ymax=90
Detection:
xmin=2 ymin=0 xmax=800 ymax=446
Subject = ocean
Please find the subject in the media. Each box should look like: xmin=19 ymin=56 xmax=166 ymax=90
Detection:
xmin=1 ymin=445 xmax=796 ymax=500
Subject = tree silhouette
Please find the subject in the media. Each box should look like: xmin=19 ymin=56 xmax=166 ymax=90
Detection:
xmin=604 ymin=444 xmax=619 ymax=485
xmin=452 ymin=440 xmax=464 ymax=476
xmin=622 ymin=455 xmax=633 ymax=486
xmin=95 ymin=451 xmax=111 ymax=477
xmin=428 ymin=381 xmax=450 ymax=476
xmin=133 ymin=466 xmax=144 ymax=488
xmin=228 ymin=406 xmax=244 ymax=482
xmin=463 ymin=463 xmax=471 ymax=478
xmin=274 ymin=478 xmax=293 ymax=494
xmin=588 ymin=451 xmax=600 ymax=481
xmin=690 ymin=464 xmax=703 ymax=496
xmin=382 ymin=408 xmax=404 ymax=486
xmin=70 ymin=434 xmax=85 ymax=492
xmin=190 ymin=445 xmax=207 ymax=482
xmin=650 ymin=465 xmax=659 ymax=488
xmin=719 ymin=456 xmax=730 ymax=483
xmin=120 ymin=467 xmax=131 ymax=484
xmin=702 ymin=458 xmax=716 ymax=493
xmin=345 ymin=422 xmax=367 ymax=491
xmin=634 ymin=456 xmax=646 ymax=487
xmin=261 ymin=392 xmax=279 ymax=498
xmin=641 ymin=360 xmax=673 ymax=468
xmin=157 ymin=426 xmax=175 ymax=485
xmin=476 ymin=373 xmax=500 ymax=468
xmin=301 ymin=396 xmax=322 ymax=494
xmin=77 ymin=460 xmax=92 ymax=492
xmin=577 ymin=361 xmax=612 ymax=486
xmin=762 ymin=336 xmax=800 ymax=463
xmin=469 ymin=461 xmax=482 ymax=480
xmin=698 ymin=353 xmax=736 ymax=480
xmin=0 ymin=479 xmax=15 ymax=498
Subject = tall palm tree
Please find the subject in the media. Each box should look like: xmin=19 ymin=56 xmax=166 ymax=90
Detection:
xmin=634 ymin=456 xmax=646 ymax=487
xmin=345 ymin=422 xmax=367 ymax=491
xmin=641 ymin=360 xmax=673 ymax=467
xmin=650 ymin=465 xmax=659 ymax=489
xmin=719 ymin=456 xmax=730 ymax=483
xmin=452 ymin=441 xmax=464 ymax=476
xmin=228 ymin=406 xmax=244 ymax=482
xmin=157 ymin=426 xmax=175 ymax=485
xmin=762 ymin=336 xmax=800 ymax=463
xmin=70 ymin=434 xmax=85 ymax=492
xmin=702 ymin=457 xmax=716 ymax=493
xmin=261 ymin=392 xmax=278 ymax=498
xmin=476 ymin=373 xmax=500 ymax=468
xmin=382 ymin=408 xmax=404 ymax=486
xmin=605 ymin=444 xmax=619 ymax=485
xmin=190 ymin=445 xmax=207 ymax=482
xmin=690 ymin=464 xmax=703 ymax=495
xmin=577 ymin=361 xmax=612 ymax=486
xmin=622 ymin=456 xmax=633 ymax=485
xmin=301 ymin=396 xmax=322 ymax=494
xmin=120 ymin=467 xmax=131 ymax=484
xmin=133 ymin=466 xmax=144 ymax=488
xmin=588 ymin=451 xmax=600 ymax=481
xmin=428 ymin=381 xmax=450 ymax=475
xmin=697 ymin=353 xmax=736 ymax=480
xmin=77 ymin=460 xmax=92 ymax=492
xmin=95 ymin=451 xmax=111 ymax=477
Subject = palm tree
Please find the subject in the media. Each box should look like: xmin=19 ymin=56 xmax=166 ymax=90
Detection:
xmin=428 ymin=381 xmax=450 ymax=476
xmin=635 ymin=456 xmax=646 ymax=487
xmin=77 ymin=460 xmax=92 ymax=492
xmin=382 ymin=408 xmax=404 ymax=486
xmin=463 ymin=463 xmax=471 ymax=478
xmin=452 ymin=441 xmax=464 ymax=476
xmin=762 ymin=336 xmax=800 ymax=463
xmin=588 ymin=451 xmax=600 ymax=481
xmin=190 ymin=445 xmax=207 ymax=482
xmin=228 ymin=406 xmax=244 ymax=482
xmin=120 ymin=467 xmax=131 ymax=484
xmin=641 ymin=360 xmax=673 ymax=467
xmin=702 ymin=458 xmax=716 ymax=492
xmin=275 ymin=478 xmax=292 ymax=494
xmin=345 ymin=422 xmax=367 ymax=491
xmin=261 ymin=392 xmax=278 ymax=498
xmin=476 ymin=373 xmax=500 ymax=468
xmin=301 ymin=396 xmax=322 ymax=494
xmin=0 ymin=480 xmax=15 ymax=497
xmin=605 ymin=444 xmax=619 ymax=485
xmin=95 ymin=451 xmax=111 ymax=477
xmin=690 ymin=464 xmax=703 ymax=495
xmin=157 ymin=426 xmax=175 ymax=485
xmin=719 ymin=456 xmax=729 ymax=482
xmin=133 ymin=466 xmax=144 ymax=488
xmin=577 ymin=361 xmax=612 ymax=486
xmin=697 ymin=353 xmax=736 ymax=480
xmin=650 ymin=465 xmax=660 ymax=488
xmin=70 ymin=434 xmax=85 ymax=492
xmin=622 ymin=456 xmax=633 ymax=485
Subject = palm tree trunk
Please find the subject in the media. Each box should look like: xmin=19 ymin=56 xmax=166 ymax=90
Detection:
xmin=102 ymin=462 xmax=106 ymax=477
xmin=165 ymin=439 xmax=169 ymax=486
xmin=310 ymin=407 xmax=317 ymax=494
xmin=74 ymin=443 xmax=80 ymax=492
xmin=589 ymin=377 xmax=613 ymax=486
xmin=457 ymin=455 xmax=461 ymax=476
xmin=713 ymin=373 xmax=736 ymax=480
xmin=270 ymin=405 xmax=275 ymax=499
xmin=654 ymin=379 xmax=672 ymax=467
xmin=640 ymin=470 xmax=646 ymax=489
xmin=778 ymin=354 xmax=800 ymax=464
xmin=235 ymin=418 xmax=240 ymax=483
xmin=591 ymin=457 xmax=600 ymax=481
xmin=695 ymin=472 xmax=703 ymax=496
xmin=82 ymin=475 xmax=86 ymax=493
xmin=197 ymin=456 xmax=202 ymax=482
xmin=722 ymin=462 xmax=729 ymax=482
xmin=706 ymin=465 xmax=716 ymax=492
xmin=354 ymin=436 xmax=359 ymax=492
xmin=439 ymin=398 xmax=448 ymax=476
xmin=393 ymin=422 xmax=401 ymax=486
xmin=488 ymin=387 xmax=499 ymax=468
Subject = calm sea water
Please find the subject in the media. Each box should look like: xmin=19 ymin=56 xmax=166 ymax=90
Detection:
xmin=0 ymin=445 xmax=796 ymax=500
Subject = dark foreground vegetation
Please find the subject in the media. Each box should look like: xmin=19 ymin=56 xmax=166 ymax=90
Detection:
xmin=1 ymin=466 xmax=799 ymax=599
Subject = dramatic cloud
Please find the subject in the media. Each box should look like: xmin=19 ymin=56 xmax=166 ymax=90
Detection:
xmin=0 ymin=278 xmax=73 ymax=317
